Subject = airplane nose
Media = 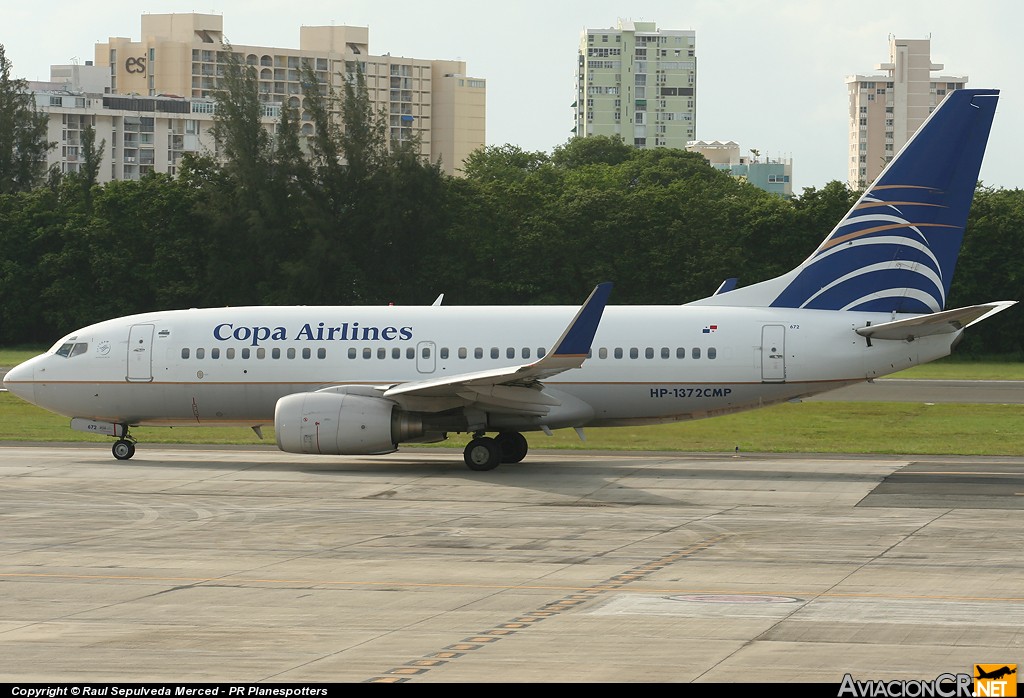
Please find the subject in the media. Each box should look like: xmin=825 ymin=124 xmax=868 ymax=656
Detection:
xmin=2 ymin=360 xmax=36 ymax=403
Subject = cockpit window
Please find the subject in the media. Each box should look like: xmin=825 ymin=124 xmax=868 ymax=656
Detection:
xmin=56 ymin=342 xmax=88 ymax=358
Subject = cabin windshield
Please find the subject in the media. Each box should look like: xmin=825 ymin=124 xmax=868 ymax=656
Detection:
xmin=55 ymin=342 xmax=89 ymax=358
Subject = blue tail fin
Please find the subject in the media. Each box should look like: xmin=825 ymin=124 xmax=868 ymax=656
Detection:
xmin=694 ymin=89 xmax=999 ymax=313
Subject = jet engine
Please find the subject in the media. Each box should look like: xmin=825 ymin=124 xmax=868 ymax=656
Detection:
xmin=275 ymin=392 xmax=427 ymax=455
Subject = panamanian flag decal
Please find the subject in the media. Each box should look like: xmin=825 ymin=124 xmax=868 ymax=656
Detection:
xmin=702 ymin=325 xmax=718 ymax=334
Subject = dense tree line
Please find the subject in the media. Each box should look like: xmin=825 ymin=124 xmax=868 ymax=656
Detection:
xmin=0 ymin=45 xmax=1021 ymax=355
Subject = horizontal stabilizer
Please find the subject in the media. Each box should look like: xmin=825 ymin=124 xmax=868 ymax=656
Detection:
xmin=855 ymin=301 xmax=1016 ymax=341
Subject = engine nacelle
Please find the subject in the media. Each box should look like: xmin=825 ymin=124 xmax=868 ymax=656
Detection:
xmin=275 ymin=392 xmax=424 ymax=455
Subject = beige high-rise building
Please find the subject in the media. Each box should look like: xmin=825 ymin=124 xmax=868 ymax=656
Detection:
xmin=34 ymin=12 xmax=484 ymax=181
xmin=846 ymin=37 xmax=966 ymax=189
xmin=575 ymin=20 xmax=696 ymax=148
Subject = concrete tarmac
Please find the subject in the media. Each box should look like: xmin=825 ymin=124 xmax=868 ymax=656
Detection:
xmin=807 ymin=378 xmax=1024 ymax=403
xmin=2 ymin=444 xmax=1023 ymax=684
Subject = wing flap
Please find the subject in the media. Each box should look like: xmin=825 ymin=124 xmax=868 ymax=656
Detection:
xmin=855 ymin=301 xmax=1016 ymax=341
xmin=455 ymin=385 xmax=561 ymax=415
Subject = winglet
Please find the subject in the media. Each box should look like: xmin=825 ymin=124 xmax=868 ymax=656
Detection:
xmin=714 ymin=278 xmax=738 ymax=295
xmin=550 ymin=282 xmax=613 ymax=358
xmin=380 ymin=282 xmax=614 ymax=399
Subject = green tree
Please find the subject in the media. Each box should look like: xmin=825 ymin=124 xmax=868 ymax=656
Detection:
xmin=201 ymin=45 xmax=297 ymax=304
xmin=461 ymin=144 xmax=550 ymax=182
xmin=0 ymin=44 xmax=54 ymax=194
xmin=77 ymin=123 xmax=105 ymax=207
xmin=0 ymin=187 xmax=66 ymax=341
xmin=551 ymin=134 xmax=633 ymax=169
xmin=949 ymin=185 xmax=1024 ymax=355
xmin=338 ymin=65 xmax=389 ymax=185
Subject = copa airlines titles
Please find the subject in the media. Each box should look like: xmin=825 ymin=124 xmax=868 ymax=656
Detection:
xmin=213 ymin=322 xmax=413 ymax=346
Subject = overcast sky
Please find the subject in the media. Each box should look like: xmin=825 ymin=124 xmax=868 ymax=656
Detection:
xmin=5 ymin=0 xmax=1021 ymax=193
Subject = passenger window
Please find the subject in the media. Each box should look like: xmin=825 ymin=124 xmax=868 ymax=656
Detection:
xmin=226 ymin=348 xmax=235 ymax=360
xmin=317 ymin=348 xmax=326 ymax=359
xmin=211 ymin=348 xmax=220 ymax=360
xmin=406 ymin=347 xmax=415 ymax=359
xmin=181 ymin=348 xmax=190 ymax=359
xmin=441 ymin=347 xmax=449 ymax=359
xmin=523 ymin=347 xmax=531 ymax=359
xmin=708 ymin=347 xmax=717 ymax=359
xmin=538 ymin=348 xmax=546 ymax=358
xmin=303 ymin=348 xmax=311 ymax=359
xmin=645 ymin=348 xmax=654 ymax=359
xmin=599 ymin=347 xmax=607 ymax=359
xmin=242 ymin=348 xmax=251 ymax=359
xmin=272 ymin=348 xmax=280 ymax=359
xmin=661 ymin=347 xmax=669 ymax=359
xmin=362 ymin=348 xmax=371 ymax=359
xmin=506 ymin=347 xmax=515 ymax=359
xmin=630 ymin=348 xmax=638 ymax=359
xmin=614 ymin=348 xmax=623 ymax=359
xmin=256 ymin=348 xmax=266 ymax=359
xmin=676 ymin=347 xmax=685 ymax=359
xmin=392 ymin=347 xmax=401 ymax=359
xmin=490 ymin=347 xmax=499 ymax=359
xmin=196 ymin=348 xmax=205 ymax=360
xmin=348 ymin=348 xmax=357 ymax=359
xmin=378 ymin=348 xmax=386 ymax=359
xmin=422 ymin=347 xmax=431 ymax=359
xmin=287 ymin=348 xmax=296 ymax=359
xmin=458 ymin=347 xmax=467 ymax=359
xmin=475 ymin=348 xmax=483 ymax=359
xmin=692 ymin=347 xmax=701 ymax=359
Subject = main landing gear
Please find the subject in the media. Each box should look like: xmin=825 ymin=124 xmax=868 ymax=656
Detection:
xmin=111 ymin=426 xmax=137 ymax=460
xmin=463 ymin=431 xmax=529 ymax=471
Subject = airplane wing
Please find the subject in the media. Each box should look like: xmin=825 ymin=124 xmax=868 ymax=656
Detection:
xmin=855 ymin=301 xmax=1016 ymax=341
xmin=379 ymin=283 xmax=612 ymax=410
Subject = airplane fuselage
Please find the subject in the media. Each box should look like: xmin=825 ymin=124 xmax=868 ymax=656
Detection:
xmin=9 ymin=304 xmax=954 ymax=433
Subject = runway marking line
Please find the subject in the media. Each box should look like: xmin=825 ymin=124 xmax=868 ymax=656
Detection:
xmin=363 ymin=535 xmax=726 ymax=682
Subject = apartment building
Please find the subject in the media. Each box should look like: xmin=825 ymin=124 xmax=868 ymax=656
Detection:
xmin=687 ymin=140 xmax=793 ymax=198
xmin=34 ymin=13 xmax=485 ymax=181
xmin=846 ymin=37 xmax=966 ymax=189
xmin=575 ymin=20 xmax=696 ymax=148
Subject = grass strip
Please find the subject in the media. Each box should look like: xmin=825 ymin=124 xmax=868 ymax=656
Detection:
xmin=2 ymin=392 xmax=1022 ymax=456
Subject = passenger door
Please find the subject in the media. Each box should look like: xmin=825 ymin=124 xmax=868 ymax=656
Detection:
xmin=126 ymin=324 xmax=155 ymax=382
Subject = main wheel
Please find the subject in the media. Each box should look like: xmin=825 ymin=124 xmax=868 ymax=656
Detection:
xmin=495 ymin=432 xmax=529 ymax=463
xmin=112 ymin=439 xmax=136 ymax=460
xmin=464 ymin=437 xmax=501 ymax=471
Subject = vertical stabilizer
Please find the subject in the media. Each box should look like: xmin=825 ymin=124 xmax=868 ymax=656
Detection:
xmin=692 ymin=89 xmax=999 ymax=312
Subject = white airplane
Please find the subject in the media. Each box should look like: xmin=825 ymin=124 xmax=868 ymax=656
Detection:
xmin=3 ymin=88 xmax=1014 ymax=470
